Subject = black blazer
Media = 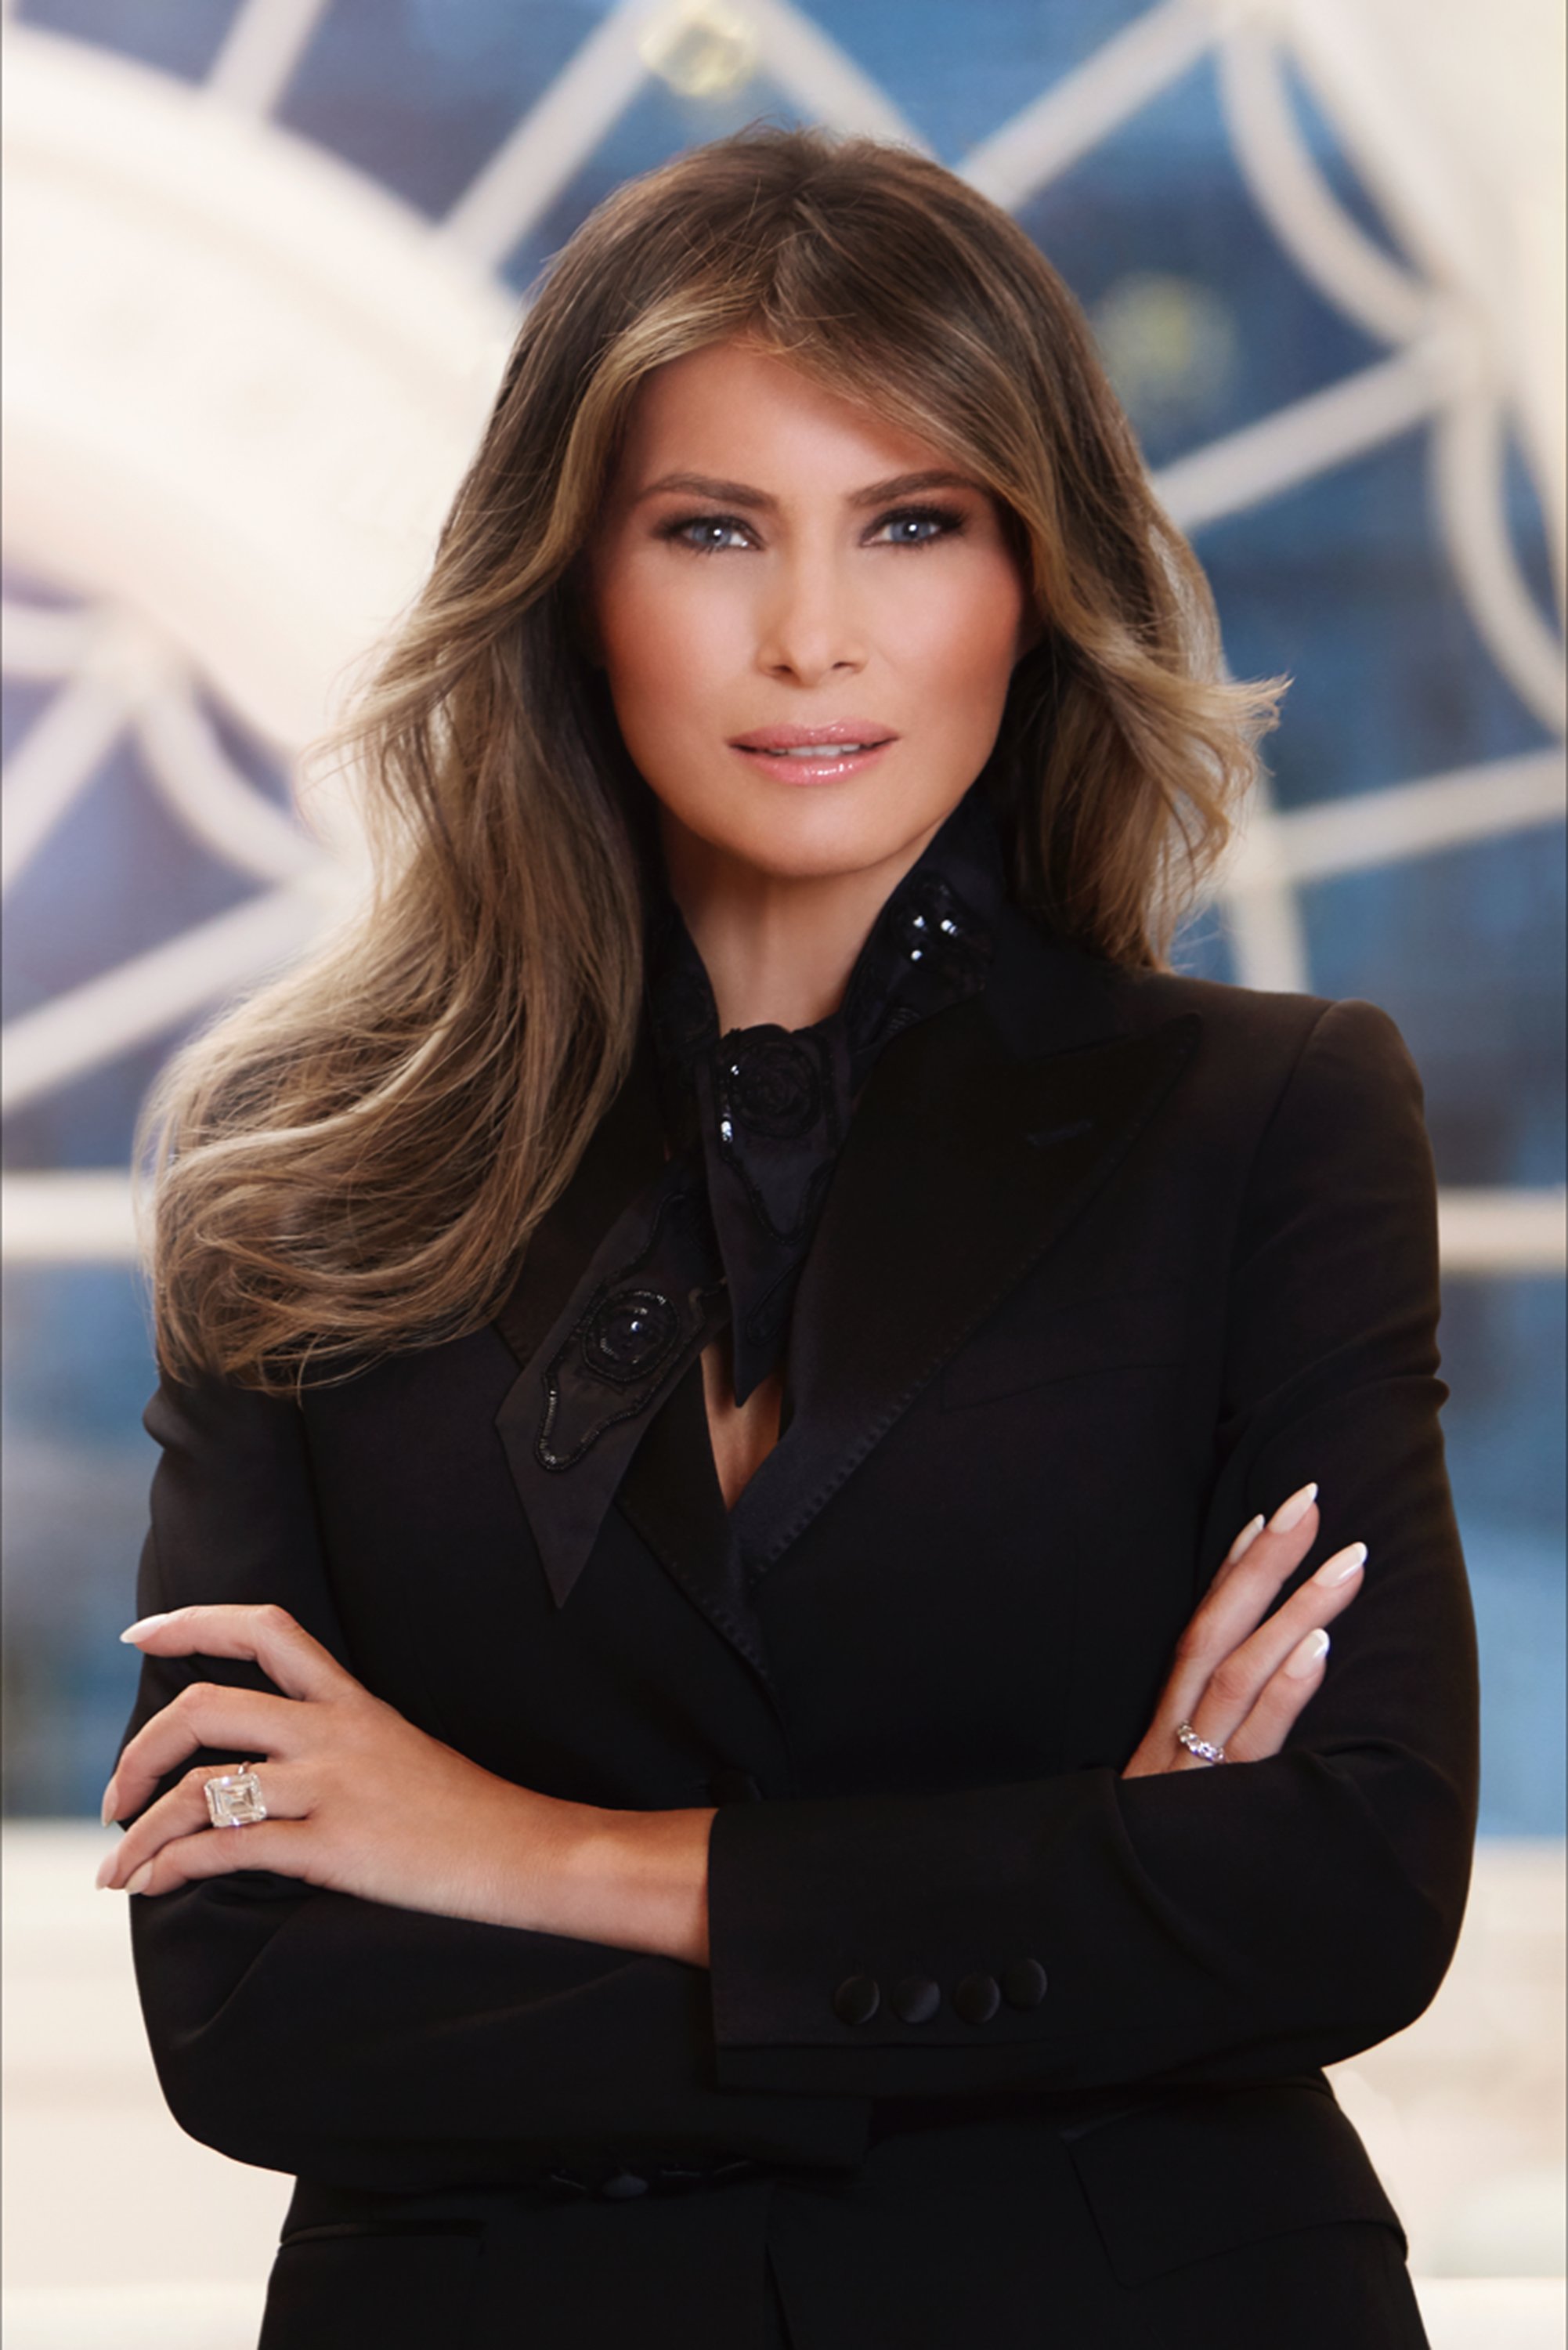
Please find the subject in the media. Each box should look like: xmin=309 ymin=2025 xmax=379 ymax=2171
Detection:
xmin=118 ymin=899 xmax=1477 ymax=2350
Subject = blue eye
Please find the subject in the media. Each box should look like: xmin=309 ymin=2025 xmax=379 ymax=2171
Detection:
xmin=661 ymin=513 xmax=752 ymax=554
xmin=656 ymin=503 xmax=965 ymax=553
xmin=871 ymin=505 xmax=963 ymax=547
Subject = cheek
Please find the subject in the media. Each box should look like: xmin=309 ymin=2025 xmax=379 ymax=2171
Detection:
xmin=595 ymin=564 xmax=740 ymax=747
xmin=886 ymin=559 xmax=1026 ymax=711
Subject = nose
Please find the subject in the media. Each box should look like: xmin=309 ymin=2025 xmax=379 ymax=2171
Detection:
xmin=753 ymin=549 xmax=866 ymax=688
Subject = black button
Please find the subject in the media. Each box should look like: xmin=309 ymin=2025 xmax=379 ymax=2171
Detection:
xmin=581 ymin=1287 xmax=681 ymax=1384
xmin=1001 ymin=1958 xmax=1048 ymax=2010
xmin=952 ymin=1972 xmax=1001 ymax=2024
xmin=833 ymin=1974 xmax=880 ymax=2026
xmin=720 ymin=1032 xmax=824 ymax=1140
xmin=599 ymin=2168 xmax=649 ymax=2200
xmin=891 ymin=1975 xmax=941 ymax=2024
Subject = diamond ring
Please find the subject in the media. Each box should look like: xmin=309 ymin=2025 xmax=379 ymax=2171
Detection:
xmin=1175 ymin=1723 xmax=1229 ymax=1766
xmin=203 ymin=1762 xmax=267 ymax=1828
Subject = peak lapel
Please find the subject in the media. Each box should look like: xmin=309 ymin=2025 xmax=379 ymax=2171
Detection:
xmin=731 ymin=926 xmax=1201 ymax=1577
xmin=491 ymin=1031 xmax=772 ymax=1683
xmin=490 ymin=1034 xmax=667 ymax=1375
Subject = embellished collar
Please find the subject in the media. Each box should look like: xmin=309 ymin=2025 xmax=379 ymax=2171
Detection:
xmin=646 ymin=789 xmax=1004 ymax=1404
xmin=501 ymin=786 xmax=1006 ymax=1609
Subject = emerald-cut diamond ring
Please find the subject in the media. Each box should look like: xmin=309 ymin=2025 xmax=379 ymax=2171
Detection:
xmin=203 ymin=1764 xmax=267 ymax=1828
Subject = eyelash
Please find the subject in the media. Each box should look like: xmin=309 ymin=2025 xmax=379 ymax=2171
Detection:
xmin=656 ymin=503 xmax=967 ymax=555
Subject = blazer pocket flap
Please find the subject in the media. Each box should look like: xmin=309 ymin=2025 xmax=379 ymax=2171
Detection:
xmin=1066 ymin=2084 xmax=1405 ymax=2287
xmin=941 ymin=1278 xmax=1190 ymax=1412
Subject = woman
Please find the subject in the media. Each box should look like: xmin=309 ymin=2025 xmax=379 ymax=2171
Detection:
xmin=100 ymin=128 xmax=1476 ymax=2348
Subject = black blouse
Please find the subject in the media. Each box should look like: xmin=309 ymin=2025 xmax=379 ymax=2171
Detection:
xmin=505 ymin=786 xmax=1007 ymax=1610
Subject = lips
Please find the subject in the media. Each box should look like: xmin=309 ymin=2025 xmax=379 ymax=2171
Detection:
xmin=728 ymin=721 xmax=898 ymax=752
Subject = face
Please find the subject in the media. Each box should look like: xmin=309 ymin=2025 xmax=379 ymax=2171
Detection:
xmin=586 ymin=339 xmax=1035 ymax=891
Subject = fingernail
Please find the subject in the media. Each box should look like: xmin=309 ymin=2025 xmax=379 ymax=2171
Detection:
xmin=125 ymin=1862 xmax=154 ymax=1895
xmin=99 ymin=1780 xmax=119 ymax=1827
xmin=95 ymin=1849 xmax=120 ymax=1890
xmin=1226 ymin=1513 xmax=1266 ymax=1565
xmin=1313 ymin=1541 xmax=1367 ymax=1587
xmin=119 ymin=1613 xmax=173 ymax=1644
xmin=1267 ymin=1481 xmax=1319 ymax=1535
xmin=1285 ymin=1627 xmax=1331 ymax=1678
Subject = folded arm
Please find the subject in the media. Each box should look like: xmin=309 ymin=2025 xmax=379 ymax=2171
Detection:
xmin=117 ymin=995 xmax=1477 ymax=2169
xmin=703 ymin=996 xmax=1480 ymax=2096
xmin=114 ymin=1371 xmax=863 ymax=2190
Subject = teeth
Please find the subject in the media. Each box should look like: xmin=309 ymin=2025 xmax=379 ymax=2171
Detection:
xmin=772 ymin=743 xmax=872 ymax=756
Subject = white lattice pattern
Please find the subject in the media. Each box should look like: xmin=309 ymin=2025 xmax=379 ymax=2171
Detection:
xmin=2 ymin=0 xmax=1563 ymax=1267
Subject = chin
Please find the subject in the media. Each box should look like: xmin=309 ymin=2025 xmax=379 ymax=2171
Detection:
xmin=673 ymin=775 xmax=963 ymax=885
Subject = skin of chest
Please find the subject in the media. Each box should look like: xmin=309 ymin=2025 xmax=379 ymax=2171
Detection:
xmin=701 ymin=1337 xmax=785 ymax=1509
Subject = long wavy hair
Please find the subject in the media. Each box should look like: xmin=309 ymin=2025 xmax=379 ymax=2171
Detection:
xmin=138 ymin=124 xmax=1283 ymax=1394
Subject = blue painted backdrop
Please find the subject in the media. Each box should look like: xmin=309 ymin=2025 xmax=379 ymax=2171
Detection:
xmin=4 ymin=0 xmax=1563 ymax=1831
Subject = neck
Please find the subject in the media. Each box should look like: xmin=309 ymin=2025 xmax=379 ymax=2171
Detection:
xmin=659 ymin=812 xmax=944 ymax=1033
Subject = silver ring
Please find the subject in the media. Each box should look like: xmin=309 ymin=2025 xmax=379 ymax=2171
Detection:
xmin=203 ymin=1762 xmax=267 ymax=1828
xmin=1175 ymin=1722 xmax=1229 ymax=1766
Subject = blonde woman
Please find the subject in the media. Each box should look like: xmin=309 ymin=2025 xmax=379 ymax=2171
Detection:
xmin=99 ymin=128 xmax=1474 ymax=2348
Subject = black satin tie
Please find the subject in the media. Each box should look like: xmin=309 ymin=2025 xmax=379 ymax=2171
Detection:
xmin=503 ymin=787 xmax=1006 ymax=1607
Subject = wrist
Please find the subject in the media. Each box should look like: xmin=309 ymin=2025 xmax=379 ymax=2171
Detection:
xmin=526 ymin=1795 xmax=717 ymax=1967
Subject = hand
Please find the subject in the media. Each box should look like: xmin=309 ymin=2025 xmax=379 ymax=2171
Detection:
xmin=1122 ymin=1481 xmax=1366 ymax=1778
xmin=96 ymin=1603 xmax=575 ymax=1929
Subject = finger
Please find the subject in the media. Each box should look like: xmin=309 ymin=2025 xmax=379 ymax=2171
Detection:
xmin=97 ymin=1759 xmax=312 ymax=1891
xmin=1208 ymin=1480 xmax=1317 ymax=1590
xmin=118 ymin=1603 xmax=353 ymax=1705
xmin=1190 ymin=1483 xmax=1321 ymax=1644
xmin=1206 ymin=1511 xmax=1266 ymax=1593
xmin=106 ymin=1684 xmax=301 ymax=1824
xmin=1183 ymin=1542 xmax=1365 ymax=1761
xmin=113 ymin=1817 xmax=314 ymax=1899
xmin=1224 ymin=1628 xmax=1331 ymax=1763
xmin=1158 ymin=1484 xmax=1323 ymax=1733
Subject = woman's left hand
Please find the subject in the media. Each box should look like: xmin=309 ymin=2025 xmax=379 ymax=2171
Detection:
xmin=96 ymin=1603 xmax=575 ymax=1931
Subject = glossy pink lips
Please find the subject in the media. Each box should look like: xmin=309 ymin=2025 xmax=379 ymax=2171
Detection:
xmin=728 ymin=721 xmax=898 ymax=785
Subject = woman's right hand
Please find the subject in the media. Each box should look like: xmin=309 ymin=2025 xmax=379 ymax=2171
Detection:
xmin=1122 ymin=1482 xmax=1367 ymax=1778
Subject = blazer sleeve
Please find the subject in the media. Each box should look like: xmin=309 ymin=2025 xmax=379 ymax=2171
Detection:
xmin=704 ymin=996 xmax=1482 ymax=2097
xmin=118 ymin=1368 xmax=866 ymax=2191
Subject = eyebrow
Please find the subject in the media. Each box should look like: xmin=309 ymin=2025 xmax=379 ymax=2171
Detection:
xmin=632 ymin=468 xmax=987 ymax=512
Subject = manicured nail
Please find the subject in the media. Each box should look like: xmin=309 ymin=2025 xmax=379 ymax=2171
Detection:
xmin=94 ymin=1849 xmax=120 ymax=1889
xmin=119 ymin=1614 xmax=173 ymax=1643
xmin=1285 ymin=1627 xmax=1331 ymax=1677
xmin=99 ymin=1780 xmax=120 ymax=1827
xmin=125 ymin=1862 xmax=154 ymax=1895
xmin=1267 ymin=1481 xmax=1319 ymax=1535
xmin=1226 ymin=1514 xmax=1265 ymax=1565
xmin=1313 ymin=1541 xmax=1367 ymax=1587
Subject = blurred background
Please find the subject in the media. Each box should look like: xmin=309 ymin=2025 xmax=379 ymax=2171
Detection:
xmin=2 ymin=2 xmax=1563 ymax=2343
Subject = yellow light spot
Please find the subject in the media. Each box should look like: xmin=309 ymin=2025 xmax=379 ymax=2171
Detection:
xmin=1091 ymin=272 xmax=1239 ymax=427
xmin=639 ymin=0 xmax=761 ymax=99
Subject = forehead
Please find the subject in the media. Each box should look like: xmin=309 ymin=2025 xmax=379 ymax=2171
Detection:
xmin=614 ymin=339 xmax=956 ymax=487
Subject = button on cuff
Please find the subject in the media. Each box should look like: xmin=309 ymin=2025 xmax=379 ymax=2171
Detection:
xmin=952 ymin=1971 xmax=1002 ymax=2024
xmin=1001 ymin=1957 xmax=1048 ymax=2010
xmin=833 ymin=1973 xmax=880 ymax=2026
xmin=891 ymin=1975 xmax=941 ymax=2024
